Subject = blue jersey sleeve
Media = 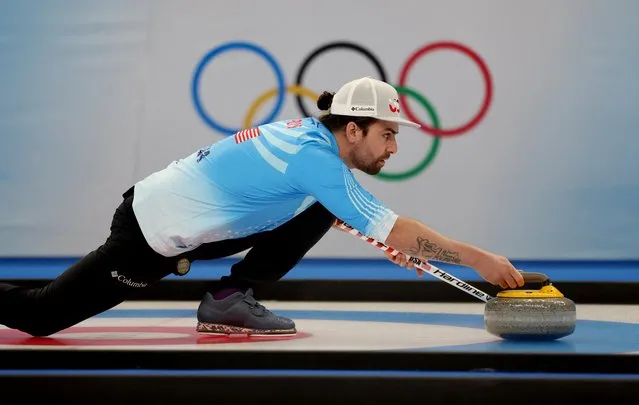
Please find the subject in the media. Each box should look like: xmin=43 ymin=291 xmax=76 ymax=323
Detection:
xmin=287 ymin=145 xmax=398 ymax=243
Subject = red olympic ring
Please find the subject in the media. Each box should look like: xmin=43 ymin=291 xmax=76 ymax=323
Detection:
xmin=398 ymin=41 xmax=494 ymax=137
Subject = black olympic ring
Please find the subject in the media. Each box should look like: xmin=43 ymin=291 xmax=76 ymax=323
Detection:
xmin=293 ymin=42 xmax=389 ymax=118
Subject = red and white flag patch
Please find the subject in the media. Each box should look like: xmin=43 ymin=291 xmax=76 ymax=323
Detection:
xmin=234 ymin=127 xmax=261 ymax=144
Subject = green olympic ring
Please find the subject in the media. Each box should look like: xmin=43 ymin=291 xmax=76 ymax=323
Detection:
xmin=375 ymin=86 xmax=441 ymax=181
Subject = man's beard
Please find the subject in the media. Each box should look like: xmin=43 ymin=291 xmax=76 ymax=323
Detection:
xmin=352 ymin=152 xmax=389 ymax=175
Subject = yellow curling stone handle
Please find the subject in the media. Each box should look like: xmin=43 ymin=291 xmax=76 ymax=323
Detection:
xmin=520 ymin=271 xmax=550 ymax=285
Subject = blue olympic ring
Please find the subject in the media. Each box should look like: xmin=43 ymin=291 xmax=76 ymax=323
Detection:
xmin=191 ymin=41 xmax=286 ymax=135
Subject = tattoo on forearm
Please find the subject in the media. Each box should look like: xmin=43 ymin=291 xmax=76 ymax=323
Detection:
xmin=405 ymin=236 xmax=462 ymax=264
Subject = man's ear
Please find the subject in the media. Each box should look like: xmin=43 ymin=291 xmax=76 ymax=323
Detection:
xmin=345 ymin=122 xmax=360 ymax=143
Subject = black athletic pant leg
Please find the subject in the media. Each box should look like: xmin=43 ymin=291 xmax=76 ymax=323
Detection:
xmin=187 ymin=202 xmax=336 ymax=291
xmin=0 ymin=193 xmax=176 ymax=337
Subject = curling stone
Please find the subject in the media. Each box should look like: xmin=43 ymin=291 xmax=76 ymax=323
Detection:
xmin=484 ymin=272 xmax=576 ymax=341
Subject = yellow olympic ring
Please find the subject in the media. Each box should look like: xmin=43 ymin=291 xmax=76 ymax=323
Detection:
xmin=243 ymin=85 xmax=319 ymax=129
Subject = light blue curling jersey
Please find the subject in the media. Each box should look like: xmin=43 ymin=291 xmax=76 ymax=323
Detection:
xmin=132 ymin=117 xmax=398 ymax=257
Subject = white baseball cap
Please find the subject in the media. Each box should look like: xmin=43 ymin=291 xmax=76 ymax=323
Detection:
xmin=329 ymin=77 xmax=421 ymax=128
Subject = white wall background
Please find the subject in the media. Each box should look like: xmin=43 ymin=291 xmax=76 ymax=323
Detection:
xmin=1 ymin=0 xmax=638 ymax=259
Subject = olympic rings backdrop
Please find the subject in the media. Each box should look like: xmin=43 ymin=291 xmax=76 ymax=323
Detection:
xmin=190 ymin=40 xmax=494 ymax=181
xmin=1 ymin=0 xmax=638 ymax=262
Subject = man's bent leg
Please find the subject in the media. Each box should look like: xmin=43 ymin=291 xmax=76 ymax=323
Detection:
xmin=193 ymin=202 xmax=334 ymax=336
xmin=223 ymin=202 xmax=335 ymax=288
xmin=185 ymin=202 xmax=335 ymax=293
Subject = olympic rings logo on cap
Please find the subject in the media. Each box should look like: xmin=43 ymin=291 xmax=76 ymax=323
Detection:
xmin=191 ymin=41 xmax=493 ymax=181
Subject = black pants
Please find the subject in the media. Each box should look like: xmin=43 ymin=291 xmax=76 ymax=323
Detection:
xmin=0 ymin=188 xmax=335 ymax=337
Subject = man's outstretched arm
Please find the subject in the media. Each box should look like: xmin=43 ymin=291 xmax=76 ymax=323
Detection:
xmin=385 ymin=216 xmax=524 ymax=289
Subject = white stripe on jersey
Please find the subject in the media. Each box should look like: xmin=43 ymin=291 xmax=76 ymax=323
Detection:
xmin=347 ymin=178 xmax=385 ymax=223
xmin=294 ymin=195 xmax=316 ymax=216
xmin=343 ymin=167 xmax=388 ymax=223
xmin=260 ymin=127 xmax=302 ymax=154
xmin=272 ymin=122 xmax=331 ymax=145
xmin=252 ymin=136 xmax=288 ymax=173
xmin=342 ymin=167 xmax=377 ymax=224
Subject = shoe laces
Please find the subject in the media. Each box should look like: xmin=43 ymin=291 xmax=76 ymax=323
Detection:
xmin=242 ymin=290 xmax=271 ymax=316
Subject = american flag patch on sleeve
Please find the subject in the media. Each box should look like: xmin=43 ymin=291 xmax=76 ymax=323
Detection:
xmin=234 ymin=127 xmax=261 ymax=144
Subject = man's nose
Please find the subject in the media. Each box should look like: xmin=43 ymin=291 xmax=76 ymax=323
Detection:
xmin=388 ymin=138 xmax=398 ymax=154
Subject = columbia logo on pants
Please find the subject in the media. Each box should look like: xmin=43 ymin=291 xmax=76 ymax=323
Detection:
xmin=111 ymin=270 xmax=148 ymax=288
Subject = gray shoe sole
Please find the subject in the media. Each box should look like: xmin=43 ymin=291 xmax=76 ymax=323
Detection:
xmin=196 ymin=321 xmax=297 ymax=336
